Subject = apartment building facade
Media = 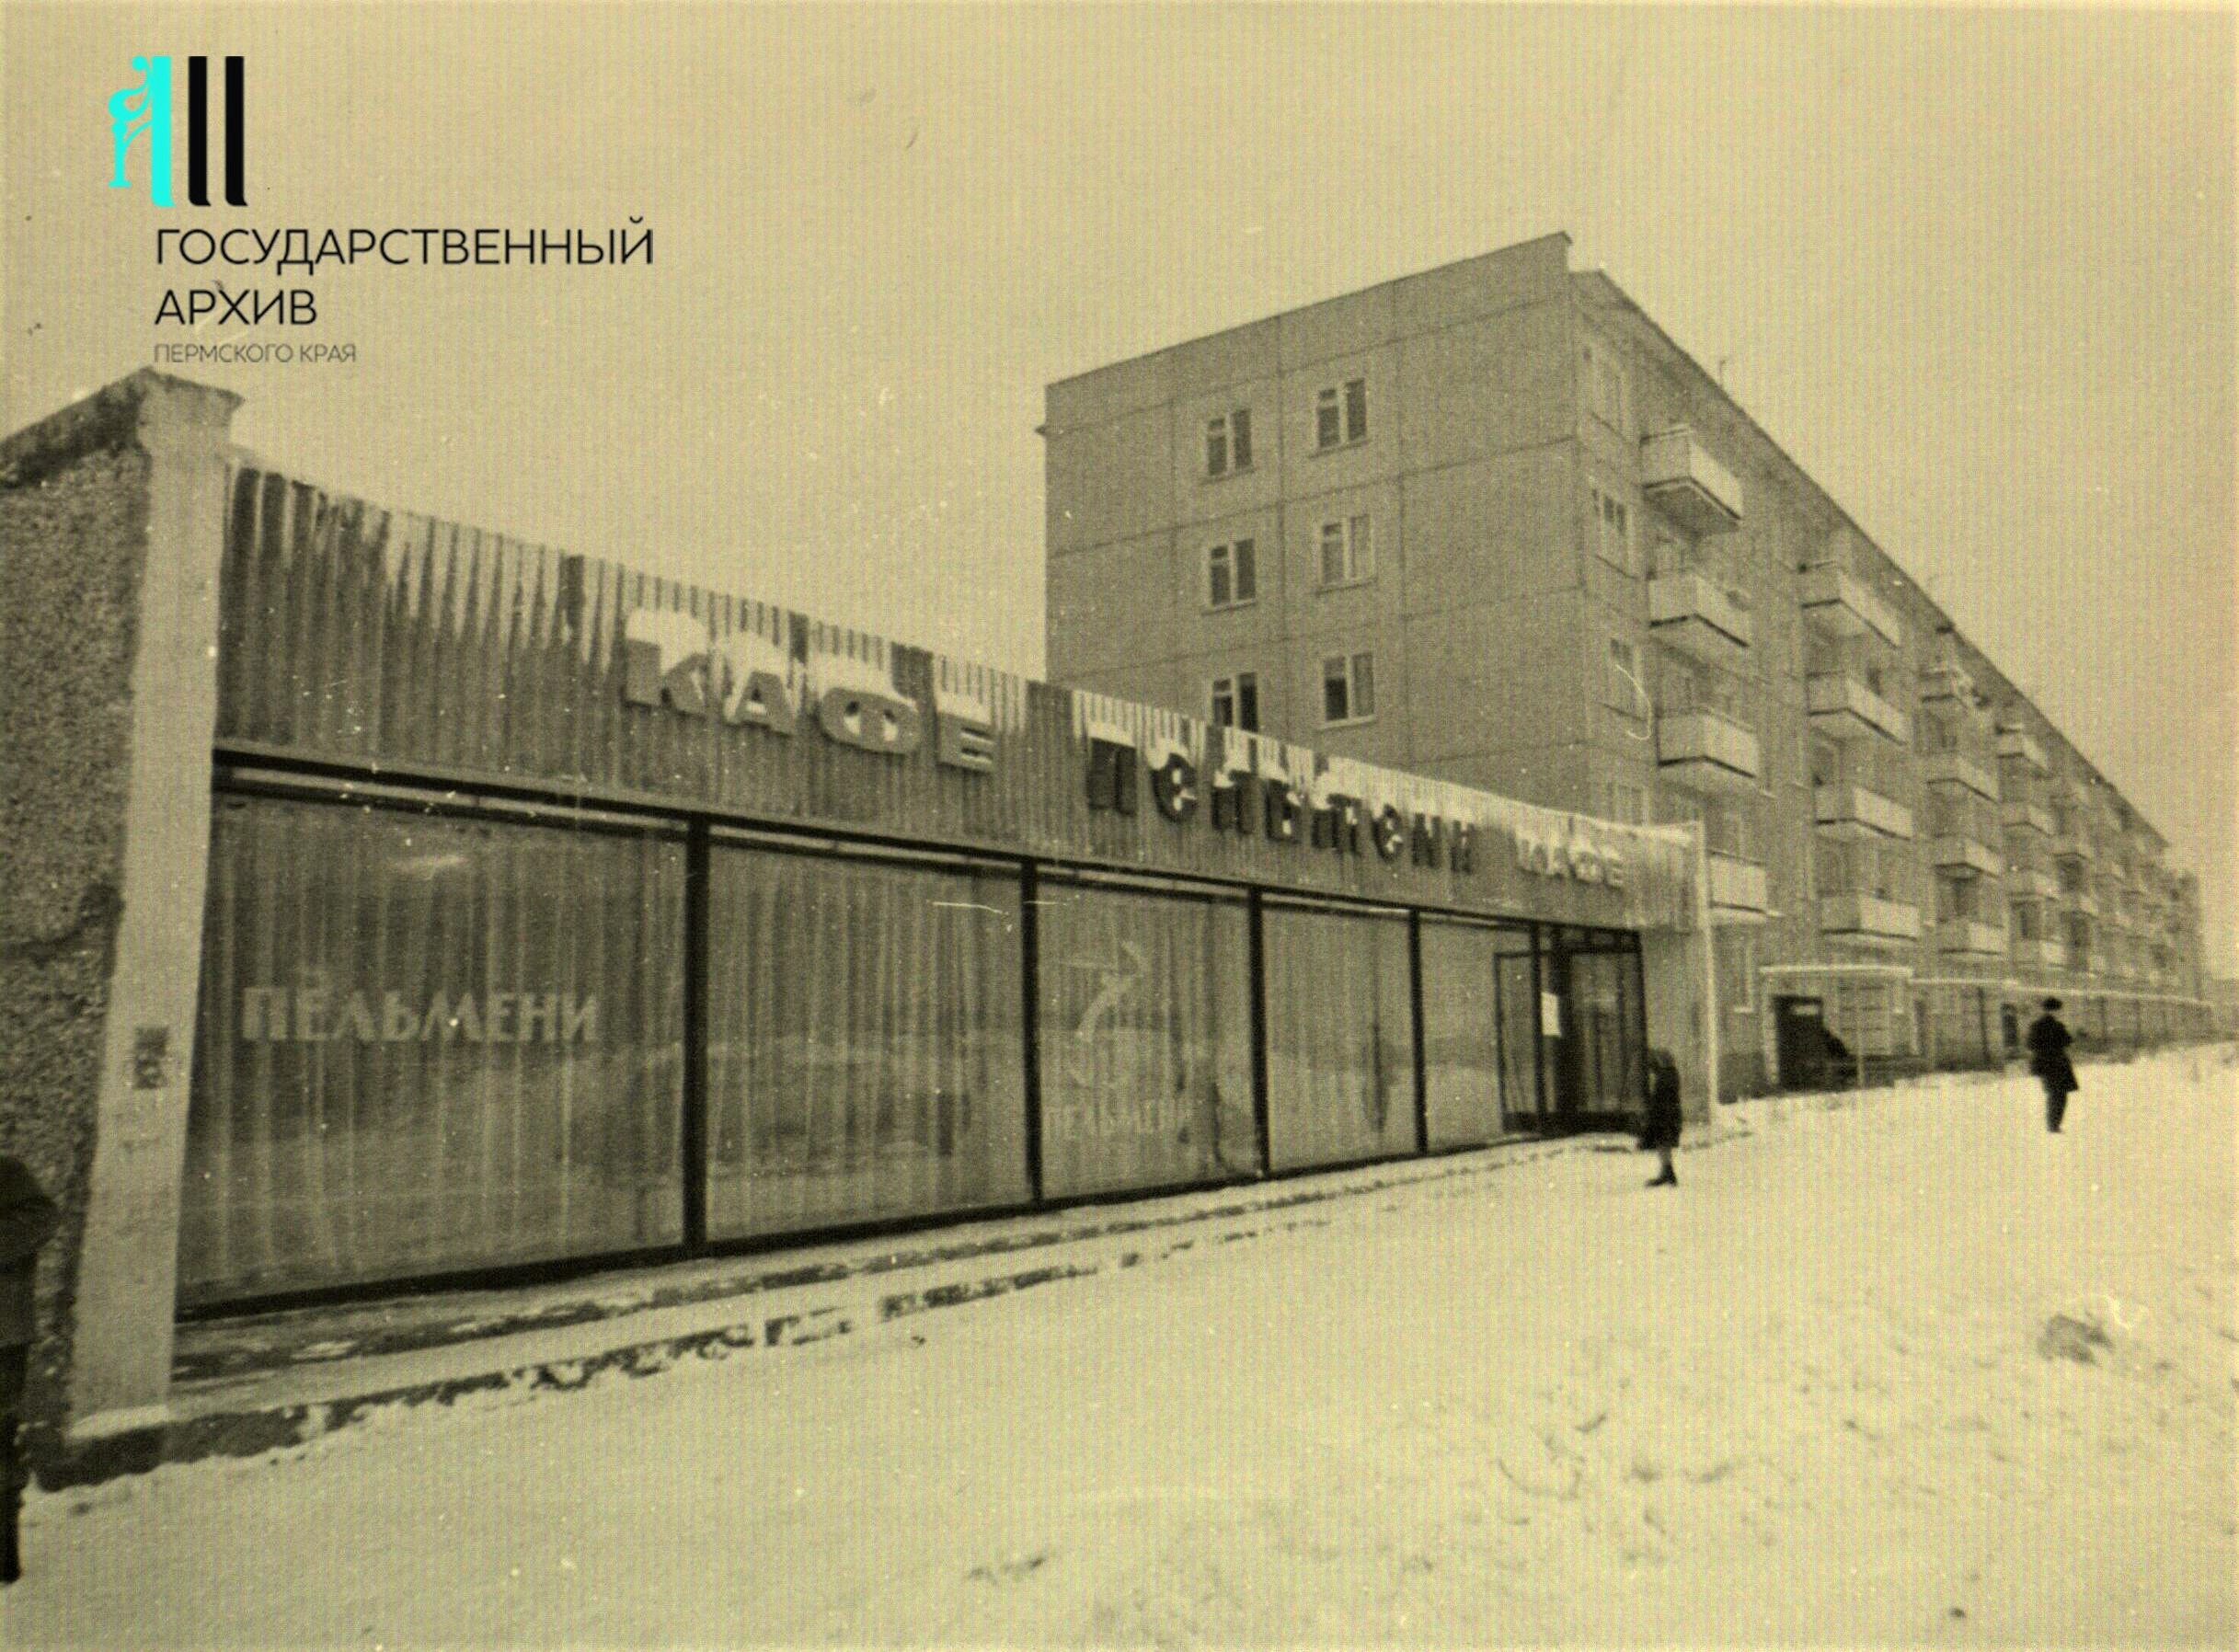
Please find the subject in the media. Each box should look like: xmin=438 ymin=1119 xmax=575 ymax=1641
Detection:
xmin=1043 ymin=233 xmax=2211 ymax=1092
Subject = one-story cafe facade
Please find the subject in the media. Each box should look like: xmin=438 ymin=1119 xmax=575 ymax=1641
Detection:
xmin=1 ymin=373 xmax=1717 ymax=1473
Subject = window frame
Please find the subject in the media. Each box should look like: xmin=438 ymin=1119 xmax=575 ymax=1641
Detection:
xmin=1589 ymin=478 xmax=1636 ymax=576
xmin=1205 ymin=537 xmax=1258 ymax=611
xmin=1314 ymin=376 xmax=1370 ymax=452
xmin=1315 ymin=513 xmax=1375 ymax=590
xmin=1320 ymin=649 xmax=1377 ymax=728
xmin=1604 ymin=634 xmax=1644 ymax=717
xmin=1203 ymin=407 xmax=1255 ymax=479
xmin=1210 ymin=671 xmax=1261 ymax=734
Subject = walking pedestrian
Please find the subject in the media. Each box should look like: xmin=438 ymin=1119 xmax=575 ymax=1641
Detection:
xmin=1639 ymin=1047 xmax=1683 ymax=1187
xmin=2026 ymin=997 xmax=2079 ymax=1134
xmin=0 ymin=1153 xmax=59 ymax=1588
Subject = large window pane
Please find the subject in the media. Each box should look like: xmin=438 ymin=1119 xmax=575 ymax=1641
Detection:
xmin=1556 ymin=944 xmax=1645 ymax=1117
xmin=1419 ymin=921 xmax=1504 ymax=1148
xmin=181 ymin=797 xmax=686 ymax=1305
xmin=1038 ymin=881 xmax=1257 ymax=1198
xmin=1494 ymin=928 xmax=1545 ymax=1130
xmin=706 ymin=849 xmax=1028 ymax=1237
xmin=1262 ymin=904 xmax=1416 ymax=1170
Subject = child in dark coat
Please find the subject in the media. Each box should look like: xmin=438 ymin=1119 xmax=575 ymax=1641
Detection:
xmin=0 ymin=1153 xmax=59 ymax=1587
xmin=1638 ymin=1048 xmax=1683 ymax=1187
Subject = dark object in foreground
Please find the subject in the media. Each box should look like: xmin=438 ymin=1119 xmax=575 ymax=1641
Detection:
xmin=0 ymin=1154 xmax=61 ymax=1587
xmin=1639 ymin=1048 xmax=1682 ymax=1187
xmin=2026 ymin=999 xmax=2079 ymax=1134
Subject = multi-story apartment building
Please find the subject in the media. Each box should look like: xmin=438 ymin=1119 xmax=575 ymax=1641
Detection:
xmin=1042 ymin=232 xmax=2212 ymax=1092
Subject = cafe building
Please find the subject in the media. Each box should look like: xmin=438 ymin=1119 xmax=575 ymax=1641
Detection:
xmin=0 ymin=372 xmax=1715 ymax=1474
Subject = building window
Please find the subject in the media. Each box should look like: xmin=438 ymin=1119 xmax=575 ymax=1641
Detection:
xmin=1716 ymin=929 xmax=1758 ymax=1015
xmin=1316 ymin=514 xmax=1374 ymax=587
xmin=1210 ymin=672 xmax=1261 ymax=733
xmin=179 ymin=796 xmax=689 ymax=1305
xmin=1604 ymin=635 xmax=1643 ymax=716
xmin=1315 ymin=377 xmax=1369 ymax=450
xmin=1261 ymin=903 xmax=1416 ymax=1168
xmin=1590 ymin=480 xmax=1636 ymax=574
xmin=1035 ymin=880 xmax=1256 ymax=1199
xmin=1705 ymin=803 xmax=1751 ymax=861
xmin=1321 ymin=650 xmax=1375 ymax=725
xmin=1603 ymin=779 xmax=1648 ymax=824
xmin=706 ymin=848 xmax=1029 ymax=1239
xmin=1581 ymin=337 xmax=1630 ymax=434
xmin=1206 ymin=538 xmax=1257 ymax=609
xmin=1203 ymin=407 xmax=1253 ymax=478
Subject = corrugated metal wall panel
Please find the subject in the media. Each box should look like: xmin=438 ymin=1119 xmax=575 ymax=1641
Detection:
xmin=214 ymin=467 xmax=1700 ymax=933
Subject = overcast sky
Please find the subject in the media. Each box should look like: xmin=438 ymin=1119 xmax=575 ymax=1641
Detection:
xmin=6 ymin=4 xmax=2233 ymax=968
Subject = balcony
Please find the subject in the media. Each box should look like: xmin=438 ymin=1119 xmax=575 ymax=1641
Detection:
xmin=1798 ymin=564 xmax=1904 ymax=648
xmin=1639 ymin=428 xmax=1743 ymax=536
xmin=1935 ymin=919 xmax=2009 ymax=958
xmin=1807 ymin=672 xmax=1911 ymax=744
xmin=1929 ymin=837 xmax=2004 ymax=878
xmin=2001 ymin=799 xmax=2054 ymax=837
xmin=2051 ymin=832 xmax=2096 ymax=865
xmin=1997 ymin=727 xmax=2049 ymax=772
xmin=1706 ymin=854 xmax=1771 ymax=923
xmin=1648 ymin=570 xmax=1753 ymax=660
xmin=2064 ymin=887 xmax=2100 ymax=918
xmin=2008 ymin=935 xmax=2067 ymax=972
xmin=2008 ymin=866 xmax=2060 ymax=901
xmin=1813 ymin=783 xmax=1914 ymax=841
xmin=1917 ymin=661 xmax=1977 ymax=708
xmin=1922 ymin=751 xmax=1999 ymax=801
xmin=1820 ymin=893 xmax=1923 ymax=946
xmin=1656 ymin=707 xmax=1762 ymax=795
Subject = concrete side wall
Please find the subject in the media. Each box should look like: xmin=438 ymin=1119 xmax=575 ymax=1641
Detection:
xmin=0 ymin=433 xmax=151 ymax=1465
xmin=0 ymin=373 xmax=239 ymax=1477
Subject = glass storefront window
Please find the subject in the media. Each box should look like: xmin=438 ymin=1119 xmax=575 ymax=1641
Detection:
xmin=1261 ymin=902 xmax=1416 ymax=1170
xmin=1418 ymin=920 xmax=1508 ymax=1149
xmin=706 ymin=845 xmax=1029 ymax=1237
xmin=180 ymin=796 xmax=687 ymax=1305
xmin=1036 ymin=880 xmax=1257 ymax=1198
xmin=1493 ymin=926 xmax=1545 ymax=1130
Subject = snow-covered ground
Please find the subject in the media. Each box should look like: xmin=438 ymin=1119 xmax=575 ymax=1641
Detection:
xmin=13 ymin=1048 xmax=2236 ymax=1647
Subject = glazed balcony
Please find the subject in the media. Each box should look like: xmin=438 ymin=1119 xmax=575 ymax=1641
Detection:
xmin=1929 ymin=836 xmax=2004 ymax=878
xmin=1935 ymin=919 xmax=2009 ymax=958
xmin=1798 ymin=564 xmax=1904 ymax=648
xmin=1807 ymin=672 xmax=1911 ymax=745
xmin=1923 ymin=751 xmax=1999 ymax=801
xmin=1706 ymin=853 xmax=1772 ymax=923
xmin=1656 ymin=707 xmax=1762 ymax=795
xmin=1820 ymin=893 xmax=1923 ymax=946
xmin=2001 ymin=799 xmax=2054 ymax=837
xmin=1639 ymin=428 xmax=1743 ymax=537
xmin=1813 ymin=783 xmax=1914 ymax=841
xmin=1648 ymin=570 xmax=1753 ymax=660
xmin=1997 ymin=727 xmax=2049 ymax=772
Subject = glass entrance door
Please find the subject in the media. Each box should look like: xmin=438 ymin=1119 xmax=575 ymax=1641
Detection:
xmin=1541 ymin=927 xmax=1647 ymax=1127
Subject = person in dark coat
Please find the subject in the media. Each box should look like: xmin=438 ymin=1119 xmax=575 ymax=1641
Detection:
xmin=0 ymin=1153 xmax=59 ymax=1588
xmin=1638 ymin=1048 xmax=1683 ymax=1187
xmin=2026 ymin=997 xmax=2079 ymax=1134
